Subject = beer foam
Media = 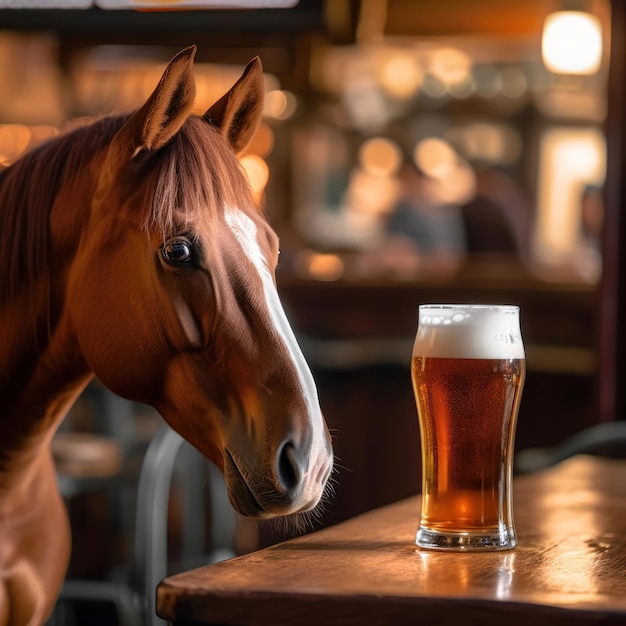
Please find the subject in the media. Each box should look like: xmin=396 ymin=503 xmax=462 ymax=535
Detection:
xmin=413 ymin=305 xmax=525 ymax=359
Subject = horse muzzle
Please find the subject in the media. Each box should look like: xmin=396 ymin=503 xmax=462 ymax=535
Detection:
xmin=224 ymin=436 xmax=333 ymax=518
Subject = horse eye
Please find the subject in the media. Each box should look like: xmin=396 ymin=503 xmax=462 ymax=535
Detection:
xmin=162 ymin=237 xmax=193 ymax=265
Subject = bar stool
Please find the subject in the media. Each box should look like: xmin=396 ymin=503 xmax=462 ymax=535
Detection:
xmin=515 ymin=421 xmax=626 ymax=473
xmin=49 ymin=422 xmax=236 ymax=626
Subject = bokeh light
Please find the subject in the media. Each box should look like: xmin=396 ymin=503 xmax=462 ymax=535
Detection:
xmin=542 ymin=11 xmax=602 ymax=75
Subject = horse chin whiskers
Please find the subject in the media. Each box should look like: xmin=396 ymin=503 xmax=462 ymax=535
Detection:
xmin=269 ymin=510 xmax=316 ymax=536
xmin=264 ymin=473 xmax=336 ymax=536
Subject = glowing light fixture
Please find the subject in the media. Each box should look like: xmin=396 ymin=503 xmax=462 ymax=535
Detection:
xmin=542 ymin=11 xmax=602 ymax=75
xmin=239 ymin=154 xmax=269 ymax=204
xmin=429 ymin=47 xmax=472 ymax=87
xmin=294 ymin=250 xmax=344 ymax=282
xmin=264 ymin=90 xmax=297 ymax=120
xmin=358 ymin=137 xmax=402 ymax=177
xmin=0 ymin=124 xmax=31 ymax=166
xmin=413 ymin=137 xmax=457 ymax=179
xmin=378 ymin=52 xmax=422 ymax=99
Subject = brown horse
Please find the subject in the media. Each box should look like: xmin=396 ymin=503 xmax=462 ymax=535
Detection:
xmin=0 ymin=46 xmax=333 ymax=625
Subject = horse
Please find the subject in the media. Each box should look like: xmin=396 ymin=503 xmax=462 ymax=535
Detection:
xmin=0 ymin=46 xmax=333 ymax=626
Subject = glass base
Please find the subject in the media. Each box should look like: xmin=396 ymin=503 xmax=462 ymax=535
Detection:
xmin=416 ymin=526 xmax=516 ymax=551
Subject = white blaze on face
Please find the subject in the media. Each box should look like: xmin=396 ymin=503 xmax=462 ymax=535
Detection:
xmin=224 ymin=207 xmax=328 ymax=494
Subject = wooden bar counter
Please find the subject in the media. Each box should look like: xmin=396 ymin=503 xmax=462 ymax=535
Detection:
xmin=157 ymin=456 xmax=626 ymax=625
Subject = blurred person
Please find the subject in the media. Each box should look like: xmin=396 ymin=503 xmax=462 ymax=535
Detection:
xmin=580 ymin=184 xmax=604 ymax=252
xmin=572 ymin=183 xmax=604 ymax=282
xmin=386 ymin=161 xmax=467 ymax=259
xmin=460 ymin=165 xmax=533 ymax=263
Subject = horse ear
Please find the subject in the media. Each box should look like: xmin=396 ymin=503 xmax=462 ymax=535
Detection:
xmin=109 ymin=46 xmax=197 ymax=164
xmin=204 ymin=56 xmax=265 ymax=155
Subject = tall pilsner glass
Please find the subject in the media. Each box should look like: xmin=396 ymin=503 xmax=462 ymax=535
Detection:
xmin=411 ymin=304 xmax=525 ymax=551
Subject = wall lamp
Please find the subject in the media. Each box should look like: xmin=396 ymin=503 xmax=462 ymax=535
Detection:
xmin=542 ymin=8 xmax=603 ymax=75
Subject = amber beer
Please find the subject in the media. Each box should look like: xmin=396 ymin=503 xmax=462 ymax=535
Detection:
xmin=412 ymin=305 xmax=525 ymax=550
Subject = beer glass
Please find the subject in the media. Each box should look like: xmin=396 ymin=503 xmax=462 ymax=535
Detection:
xmin=411 ymin=304 xmax=525 ymax=551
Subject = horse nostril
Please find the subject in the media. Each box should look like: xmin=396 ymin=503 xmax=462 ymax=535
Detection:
xmin=276 ymin=441 xmax=300 ymax=493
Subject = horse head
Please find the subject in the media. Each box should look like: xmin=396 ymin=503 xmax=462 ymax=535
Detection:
xmin=66 ymin=47 xmax=333 ymax=518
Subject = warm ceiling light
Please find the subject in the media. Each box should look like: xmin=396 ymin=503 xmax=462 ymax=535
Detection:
xmin=239 ymin=154 xmax=269 ymax=203
xmin=542 ymin=11 xmax=602 ymax=75
xmin=378 ymin=52 xmax=422 ymax=99
xmin=429 ymin=47 xmax=472 ymax=87
xmin=413 ymin=137 xmax=457 ymax=179
xmin=358 ymin=137 xmax=402 ymax=177
xmin=294 ymin=250 xmax=344 ymax=282
xmin=265 ymin=90 xmax=298 ymax=120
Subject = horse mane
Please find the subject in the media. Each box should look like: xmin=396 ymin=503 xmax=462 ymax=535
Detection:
xmin=0 ymin=116 xmax=127 ymax=308
xmin=0 ymin=112 xmax=256 ymax=311
xmin=140 ymin=115 xmax=257 ymax=241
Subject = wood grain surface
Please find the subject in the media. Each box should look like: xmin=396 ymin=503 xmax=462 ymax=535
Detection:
xmin=157 ymin=455 xmax=626 ymax=625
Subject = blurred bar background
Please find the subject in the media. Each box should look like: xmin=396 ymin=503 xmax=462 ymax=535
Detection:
xmin=1 ymin=0 xmax=622 ymax=622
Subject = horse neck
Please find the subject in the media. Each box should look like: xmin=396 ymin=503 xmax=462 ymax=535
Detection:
xmin=0 ymin=291 xmax=93 ymax=493
xmin=0 ymin=151 xmax=97 ymax=483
